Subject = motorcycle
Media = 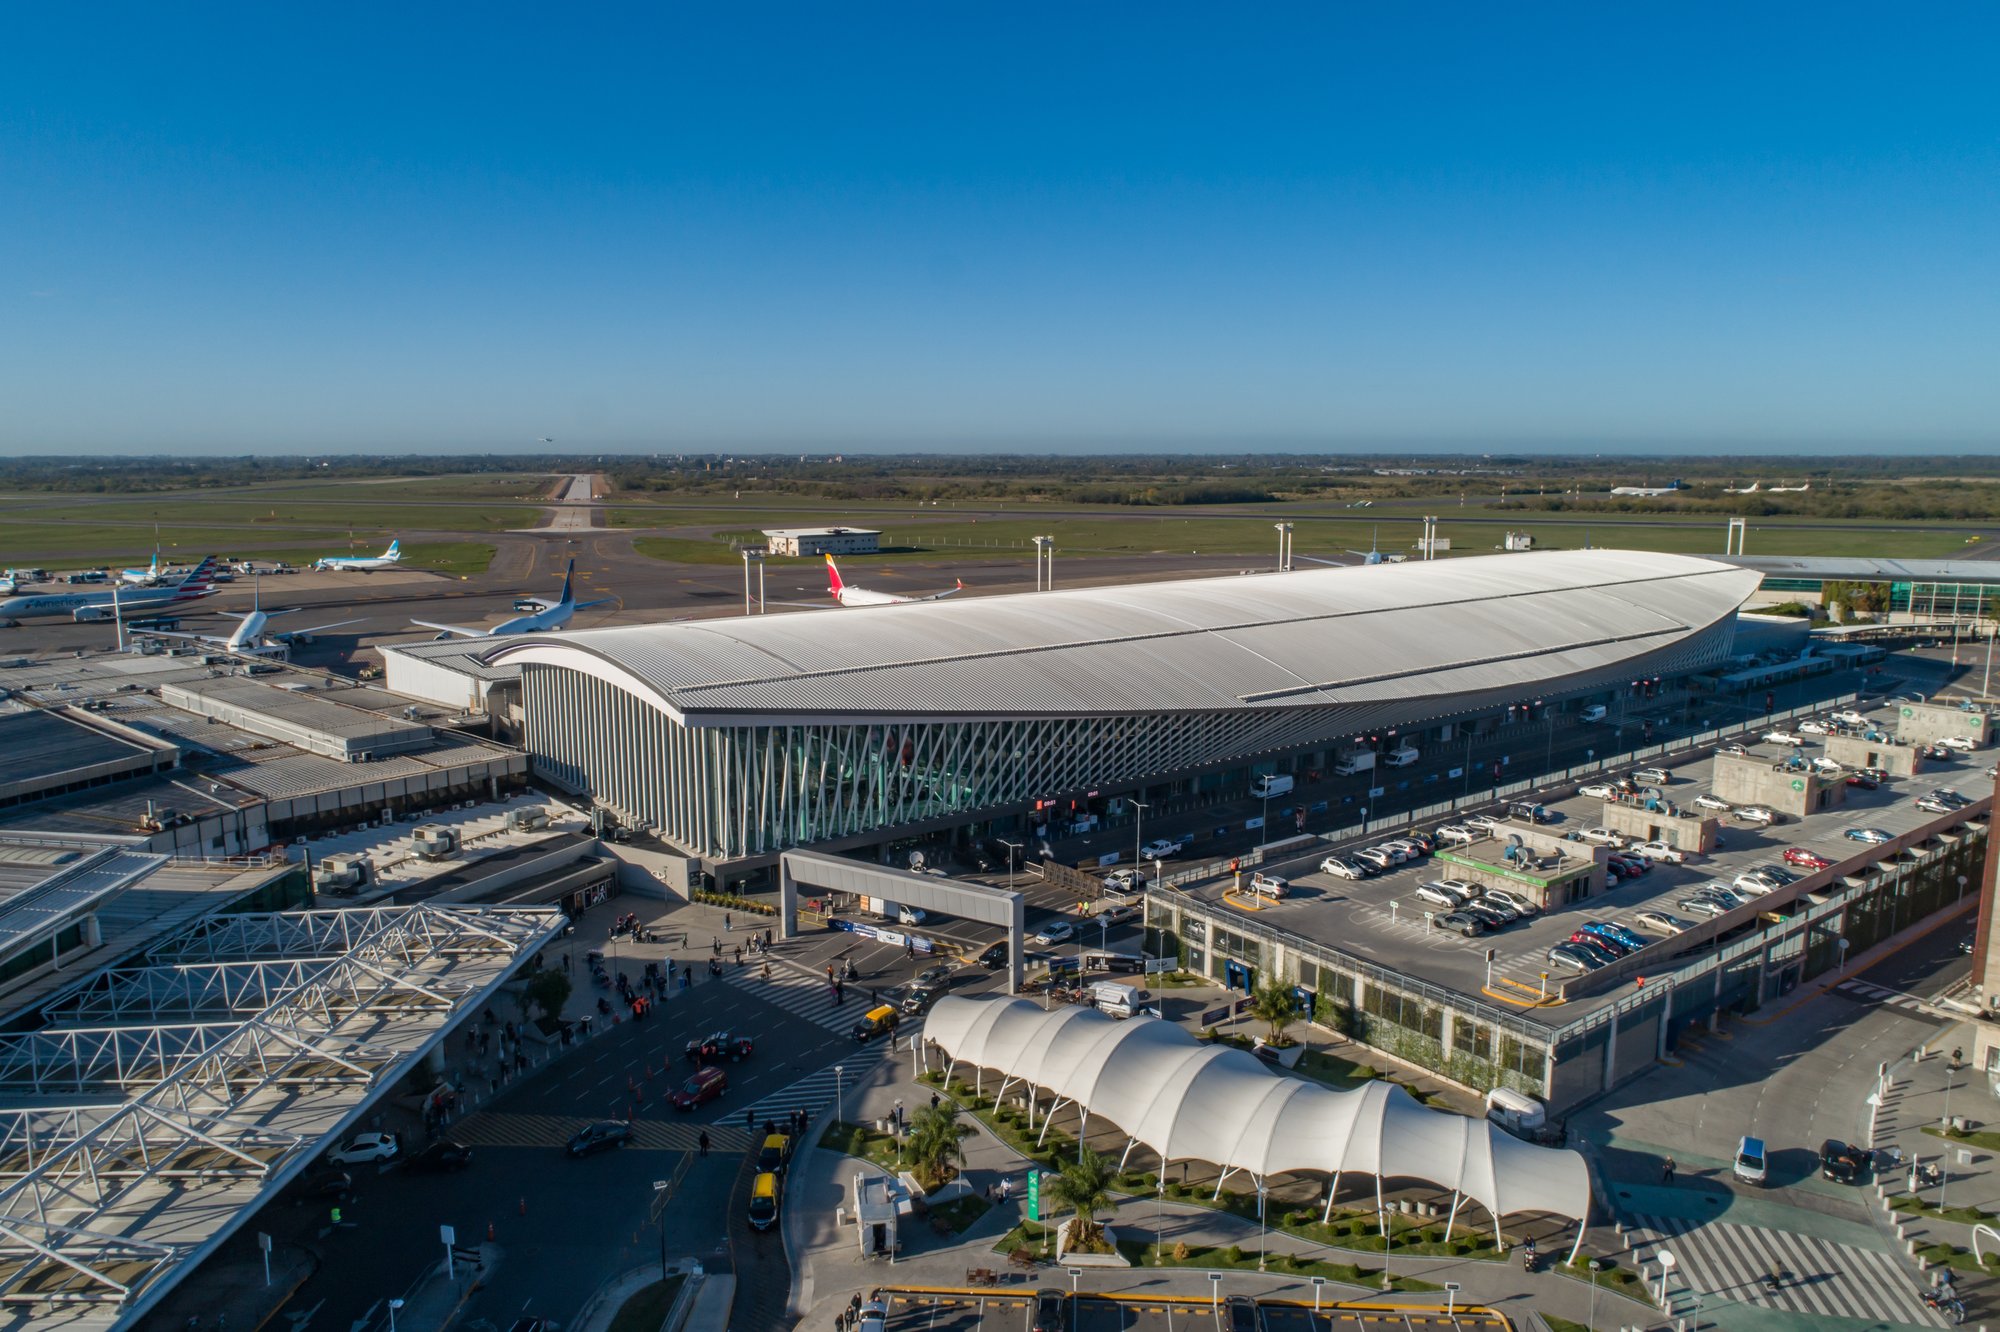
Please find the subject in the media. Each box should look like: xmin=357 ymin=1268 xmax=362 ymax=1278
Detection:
xmin=1921 ymin=1287 xmax=1965 ymax=1324
xmin=1520 ymin=1239 xmax=1538 ymax=1274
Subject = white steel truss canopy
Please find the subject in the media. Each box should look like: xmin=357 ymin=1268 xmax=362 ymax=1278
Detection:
xmin=483 ymin=550 xmax=1758 ymax=722
xmin=0 ymin=902 xmax=563 ymax=1328
xmin=924 ymin=996 xmax=1591 ymax=1242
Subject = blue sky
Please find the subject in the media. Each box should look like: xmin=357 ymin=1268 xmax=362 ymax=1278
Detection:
xmin=2 ymin=4 xmax=1995 ymax=454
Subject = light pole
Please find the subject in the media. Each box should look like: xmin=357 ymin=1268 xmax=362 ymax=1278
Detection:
xmin=1942 ymin=1046 xmax=1963 ymax=1210
xmin=654 ymin=1179 xmax=670 ymax=1278
xmin=1260 ymin=789 xmax=1271 ymax=848
xmin=1587 ymin=1257 xmax=1601 ymax=1329
xmin=1256 ymin=1181 xmax=1268 ymax=1271
xmin=834 ymin=1064 xmax=846 ymax=1123
xmin=999 ymin=839 xmax=1021 ymax=893
xmin=388 ymin=1299 xmax=404 ymax=1332
xmin=1130 ymin=798 xmax=1149 ymax=873
xmin=1154 ymin=1178 xmax=1165 ymax=1265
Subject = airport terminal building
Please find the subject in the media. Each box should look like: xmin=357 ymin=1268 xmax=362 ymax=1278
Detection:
xmin=487 ymin=550 xmax=1762 ymax=869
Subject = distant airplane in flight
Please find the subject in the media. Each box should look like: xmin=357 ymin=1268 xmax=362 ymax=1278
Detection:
xmin=824 ymin=555 xmax=962 ymax=607
xmin=134 ymin=577 xmax=359 ymax=657
xmin=314 ymin=539 xmax=402 ymax=573
xmin=412 ymin=558 xmax=614 ymax=638
xmin=1609 ymin=479 xmax=1684 ymax=498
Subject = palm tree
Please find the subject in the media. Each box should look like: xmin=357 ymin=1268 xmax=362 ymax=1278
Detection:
xmin=1250 ymin=978 xmax=1297 ymax=1045
xmin=904 ymin=1102 xmax=970 ymax=1189
xmin=1050 ymin=1148 xmax=1115 ymax=1249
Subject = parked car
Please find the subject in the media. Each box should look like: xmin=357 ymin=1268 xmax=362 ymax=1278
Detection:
xmin=978 ymin=940 xmax=1010 ymax=969
xmin=1716 ymin=743 xmax=1749 ymax=757
xmin=900 ymin=984 xmax=944 ymax=1015
xmin=1402 ymin=830 xmax=1438 ymax=853
xmin=1797 ymin=719 xmax=1829 ymax=735
xmin=1635 ymin=909 xmax=1696 ymax=935
xmin=407 ymin=1140 xmax=474 ymax=1173
xmin=1352 ymin=847 xmax=1397 ymax=872
xmin=914 ymin=964 xmax=956 ymax=988
xmin=1634 ymin=767 xmax=1671 ymax=784
xmin=1381 ymin=838 xmax=1426 ymax=860
xmin=1820 ymin=1138 xmax=1866 ymax=1183
xmin=1434 ymin=824 xmax=1479 ymax=845
xmin=566 ymin=1120 xmax=632 ymax=1156
xmin=1478 ymin=887 xmax=1539 ymax=916
xmin=1694 ymin=794 xmax=1734 ymax=812
xmin=1415 ymin=881 xmax=1468 ymax=909
xmin=1578 ymin=783 xmax=1617 ymax=800
xmin=1547 ymin=942 xmax=1607 ymax=973
xmin=291 ymin=1167 xmax=352 ymax=1203
xmin=1783 ymin=847 xmax=1833 ymax=870
xmin=1934 ymin=788 xmax=1973 ymax=807
xmin=1677 ymin=895 xmax=1732 ymax=919
xmin=1468 ymin=896 xmax=1520 ymax=924
xmin=1734 ymin=870 xmax=1784 ymax=894
xmin=1569 ymin=928 xmax=1631 ymax=959
xmin=1031 ymin=1289 xmax=1068 ymax=1332
xmin=1917 ymin=796 xmax=1957 ymax=814
xmin=668 ymin=1067 xmax=728 ymax=1110
xmin=1578 ymin=826 xmax=1624 ymax=846
xmin=1369 ymin=843 xmax=1410 ymax=865
xmin=1845 ymin=826 xmax=1894 ymax=844
xmin=1320 ymin=855 xmax=1369 ymax=880
xmin=1034 ymin=921 xmax=1076 ymax=945
xmin=1247 ymin=871 xmax=1289 ymax=898
xmin=1629 ymin=840 xmax=1686 ymax=864
xmin=1579 ymin=920 xmax=1647 ymax=953
xmin=757 ymin=1132 xmax=794 ymax=1174
xmin=1846 ymin=772 xmax=1880 ymax=790
xmin=1607 ymin=853 xmax=1651 ymax=877
xmin=1103 ymin=867 xmax=1147 ymax=891
xmin=748 ymin=1170 xmax=782 ymax=1230
xmin=1735 ymin=1136 xmax=1769 ymax=1186
xmin=1736 ymin=806 xmax=1778 ymax=825
xmin=1095 ymin=901 xmax=1142 ymax=925
xmin=327 ymin=1132 xmax=400 ymax=1166
xmin=1763 ymin=730 xmax=1807 ymax=747
xmin=1139 ymin=837 xmax=1187 ymax=860
xmin=1224 ymin=1294 xmax=1260 ymax=1332
xmin=1463 ymin=812 xmax=1504 ymax=832
xmin=1940 ymin=735 xmax=1978 ymax=752
xmin=1831 ymin=710 xmax=1868 ymax=726
xmin=859 ymin=1301 xmax=889 ymax=1332
xmin=1432 ymin=911 xmax=1486 ymax=937
xmin=1920 ymin=744 xmax=1952 ymax=760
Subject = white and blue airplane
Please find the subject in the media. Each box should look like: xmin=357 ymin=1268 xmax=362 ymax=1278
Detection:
xmin=0 ymin=557 xmax=221 ymax=623
xmin=134 ymin=576 xmax=361 ymax=657
xmin=411 ymin=559 xmax=614 ymax=638
xmin=314 ymin=539 xmax=402 ymax=573
xmin=120 ymin=550 xmax=170 ymax=586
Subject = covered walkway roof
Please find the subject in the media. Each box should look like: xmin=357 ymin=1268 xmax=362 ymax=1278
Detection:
xmin=924 ymin=995 xmax=1590 ymax=1244
xmin=483 ymin=550 xmax=1758 ymax=721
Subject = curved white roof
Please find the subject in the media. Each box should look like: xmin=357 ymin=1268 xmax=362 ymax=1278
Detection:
xmin=484 ymin=549 xmax=1757 ymax=721
xmin=925 ymin=995 xmax=1590 ymax=1226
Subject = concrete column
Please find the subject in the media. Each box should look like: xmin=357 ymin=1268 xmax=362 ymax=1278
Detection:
xmin=778 ymin=854 xmax=799 ymax=941
xmin=1008 ymin=893 xmax=1025 ymax=997
xmin=1656 ymin=983 xmax=1675 ymax=1059
xmin=1602 ymin=1006 xmax=1619 ymax=1093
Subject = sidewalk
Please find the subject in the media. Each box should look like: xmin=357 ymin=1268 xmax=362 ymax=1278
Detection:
xmin=782 ymin=1033 xmax=1667 ymax=1331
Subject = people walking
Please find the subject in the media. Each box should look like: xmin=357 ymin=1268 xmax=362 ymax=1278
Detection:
xmin=1661 ymin=1156 xmax=1676 ymax=1184
xmin=698 ymin=1130 xmax=710 ymax=1157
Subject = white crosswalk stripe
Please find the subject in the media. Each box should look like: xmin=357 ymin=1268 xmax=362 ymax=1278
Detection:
xmin=1834 ymin=979 xmax=1944 ymax=1021
xmin=1626 ymin=1213 xmax=1942 ymax=1327
xmin=721 ymin=964 xmax=887 ymax=1034
xmin=737 ymin=1038 xmax=912 ymax=1123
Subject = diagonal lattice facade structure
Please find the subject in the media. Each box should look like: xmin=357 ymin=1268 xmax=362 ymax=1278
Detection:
xmin=490 ymin=550 xmax=1760 ymax=861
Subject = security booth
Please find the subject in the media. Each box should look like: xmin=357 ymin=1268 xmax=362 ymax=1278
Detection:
xmin=850 ymin=1170 xmax=910 ymax=1259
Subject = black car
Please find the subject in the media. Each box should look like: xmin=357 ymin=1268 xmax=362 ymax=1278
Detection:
xmin=408 ymin=1140 xmax=474 ymax=1173
xmin=900 ymin=985 xmax=943 ymax=1015
xmin=686 ymin=1030 xmax=755 ymax=1063
xmin=978 ymin=941 xmax=1010 ymax=969
xmin=291 ymin=1167 xmax=351 ymax=1204
xmin=1030 ymin=1289 xmax=1067 ymax=1332
xmin=1820 ymin=1138 xmax=1866 ymax=1183
xmin=1225 ymin=1295 xmax=1261 ymax=1332
xmin=566 ymin=1121 xmax=632 ymax=1158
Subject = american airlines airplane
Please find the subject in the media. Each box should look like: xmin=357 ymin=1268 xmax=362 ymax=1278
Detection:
xmin=1609 ymin=479 xmax=1684 ymax=498
xmin=411 ymin=559 xmax=614 ymax=638
xmin=0 ymin=557 xmax=221 ymax=623
xmin=315 ymin=539 xmax=402 ymax=573
xmin=823 ymin=555 xmax=962 ymax=607
xmin=134 ymin=577 xmax=360 ymax=657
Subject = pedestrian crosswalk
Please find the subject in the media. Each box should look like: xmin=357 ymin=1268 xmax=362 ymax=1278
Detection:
xmin=721 ymin=961 xmax=889 ymax=1034
xmin=738 ymin=1038 xmax=912 ymax=1125
xmin=447 ymin=1111 xmax=754 ymax=1153
xmin=1625 ymin=1213 xmax=1942 ymax=1327
xmin=1833 ymin=979 xmax=1944 ymax=1022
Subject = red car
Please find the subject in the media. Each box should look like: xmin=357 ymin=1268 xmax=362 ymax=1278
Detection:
xmin=668 ymin=1066 xmax=727 ymax=1110
xmin=1783 ymin=847 xmax=1834 ymax=871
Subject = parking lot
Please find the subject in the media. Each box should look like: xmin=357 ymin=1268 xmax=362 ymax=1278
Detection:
xmin=873 ymin=1290 xmax=1507 ymax=1332
xmin=1174 ymin=697 xmax=1991 ymax=1010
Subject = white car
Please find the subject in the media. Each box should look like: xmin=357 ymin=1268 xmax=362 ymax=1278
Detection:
xmin=1478 ymin=887 xmax=1538 ymax=916
xmin=1693 ymin=794 xmax=1734 ymax=812
xmin=898 ymin=905 xmax=929 ymax=926
xmin=1811 ymin=756 xmax=1844 ymax=773
xmin=1434 ymin=824 xmax=1479 ymax=845
xmin=1103 ymin=868 xmax=1147 ymax=890
xmin=1763 ymin=731 xmax=1807 ymax=747
xmin=1939 ymin=735 xmax=1978 ymax=752
xmin=1717 ymin=743 xmax=1749 ymax=756
xmin=1463 ymin=813 xmax=1504 ymax=832
xmin=1831 ymin=710 xmax=1867 ymax=727
xmin=1320 ymin=855 xmax=1368 ymax=880
xmin=1381 ymin=838 xmax=1426 ymax=859
xmin=1414 ymin=881 xmax=1468 ymax=909
xmin=1734 ymin=871 xmax=1782 ymax=894
xmin=1736 ymin=806 xmax=1778 ymax=825
xmin=1629 ymin=840 xmax=1686 ymax=864
xmin=1139 ymin=838 xmax=1185 ymax=860
xmin=1578 ymin=783 xmax=1617 ymax=800
xmin=1633 ymin=767 xmax=1671 ymax=785
xmin=327 ymin=1132 xmax=400 ymax=1165
xmin=1369 ymin=843 xmax=1410 ymax=865
xmin=1797 ymin=719 xmax=1829 ymax=735
xmin=1578 ymin=827 xmax=1625 ymax=846
xmin=1033 ymin=921 xmax=1075 ymax=946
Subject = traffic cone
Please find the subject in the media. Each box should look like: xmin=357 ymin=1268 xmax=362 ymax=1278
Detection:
xmin=487 ymin=1221 xmax=495 ymax=1241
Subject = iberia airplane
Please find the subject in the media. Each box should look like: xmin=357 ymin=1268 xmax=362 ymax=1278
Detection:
xmin=824 ymin=555 xmax=962 ymax=607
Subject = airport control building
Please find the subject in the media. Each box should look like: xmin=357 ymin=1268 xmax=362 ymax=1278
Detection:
xmin=484 ymin=550 xmax=1763 ymax=871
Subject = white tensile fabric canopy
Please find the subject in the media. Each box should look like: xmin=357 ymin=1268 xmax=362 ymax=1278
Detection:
xmin=924 ymin=995 xmax=1591 ymax=1248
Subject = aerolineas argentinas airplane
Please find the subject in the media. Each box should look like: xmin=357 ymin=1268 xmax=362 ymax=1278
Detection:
xmin=314 ymin=539 xmax=402 ymax=572
xmin=823 ymin=555 xmax=962 ymax=607
xmin=411 ymin=559 xmax=614 ymax=638
xmin=133 ymin=577 xmax=361 ymax=658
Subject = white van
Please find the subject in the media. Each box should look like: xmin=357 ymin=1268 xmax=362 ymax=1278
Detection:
xmin=1384 ymin=744 xmax=1420 ymax=768
xmin=1580 ymin=704 xmax=1609 ymax=723
xmin=1250 ymin=773 xmax=1294 ymax=799
xmin=1090 ymin=981 xmax=1154 ymax=1019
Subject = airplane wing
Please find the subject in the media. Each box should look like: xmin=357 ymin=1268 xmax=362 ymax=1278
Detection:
xmin=574 ymin=597 xmax=618 ymax=611
xmin=920 ymin=581 xmax=965 ymax=601
xmin=278 ymin=617 xmax=365 ymax=639
xmin=129 ymin=628 xmax=232 ymax=647
xmin=409 ymin=619 xmax=489 ymax=639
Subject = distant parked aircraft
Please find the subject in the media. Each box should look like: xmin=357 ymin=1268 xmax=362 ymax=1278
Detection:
xmin=134 ymin=577 xmax=359 ymax=657
xmin=1724 ymin=481 xmax=1762 ymax=494
xmin=1609 ymin=480 xmax=1684 ymax=498
xmin=0 ymin=558 xmax=221 ymax=623
xmin=824 ymin=555 xmax=962 ymax=607
xmin=1768 ymin=482 xmax=1811 ymax=493
xmin=411 ymin=558 xmax=613 ymax=638
xmin=315 ymin=539 xmax=402 ymax=573
xmin=120 ymin=550 xmax=171 ymax=586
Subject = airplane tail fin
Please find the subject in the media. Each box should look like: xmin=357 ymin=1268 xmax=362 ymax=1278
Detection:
xmin=558 ymin=558 xmax=575 ymax=605
xmin=824 ymin=554 xmax=845 ymax=596
xmin=174 ymin=557 xmax=219 ymax=598
xmin=385 ymin=540 xmax=401 ymax=560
